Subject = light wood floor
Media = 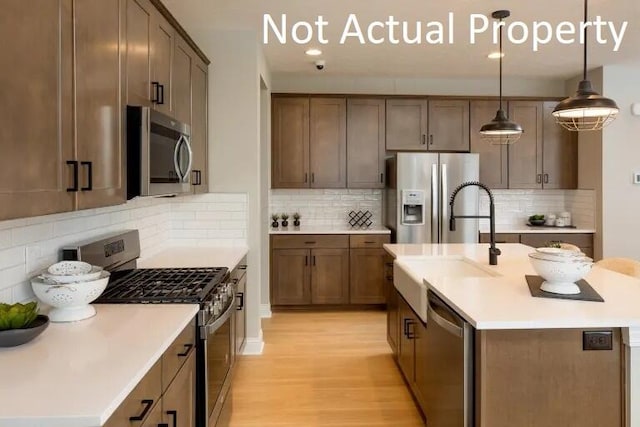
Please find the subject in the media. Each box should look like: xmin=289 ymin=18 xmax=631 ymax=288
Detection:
xmin=228 ymin=311 xmax=425 ymax=427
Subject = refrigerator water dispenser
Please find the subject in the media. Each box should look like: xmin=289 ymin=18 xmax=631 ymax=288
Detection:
xmin=402 ymin=190 xmax=425 ymax=225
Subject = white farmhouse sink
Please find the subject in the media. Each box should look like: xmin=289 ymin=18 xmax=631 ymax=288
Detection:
xmin=394 ymin=256 xmax=498 ymax=322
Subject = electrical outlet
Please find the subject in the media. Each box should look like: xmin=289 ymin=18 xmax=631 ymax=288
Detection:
xmin=634 ymin=172 xmax=640 ymax=185
xmin=583 ymin=331 xmax=613 ymax=351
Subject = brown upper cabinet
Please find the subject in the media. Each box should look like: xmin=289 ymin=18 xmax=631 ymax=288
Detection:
xmin=470 ymin=100 xmax=509 ymax=189
xmin=386 ymin=99 xmax=469 ymax=152
xmin=172 ymin=36 xmax=193 ymax=125
xmin=508 ymin=101 xmax=577 ymax=189
xmin=191 ymin=58 xmax=209 ymax=194
xmin=151 ymin=12 xmax=174 ymax=115
xmin=271 ymin=96 xmax=347 ymax=189
xmin=347 ymin=98 xmax=386 ymax=189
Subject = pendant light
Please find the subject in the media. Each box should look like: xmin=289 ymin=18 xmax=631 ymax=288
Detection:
xmin=480 ymin=10 xmax=523 ymax=145
xmin=553 ymin=0 xmax=619 ymax=131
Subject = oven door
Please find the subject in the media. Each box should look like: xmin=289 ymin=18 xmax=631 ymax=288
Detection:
xmin=201 ymin=300 xmax=235 ymax=427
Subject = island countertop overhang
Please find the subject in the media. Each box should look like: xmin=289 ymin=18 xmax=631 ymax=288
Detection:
xmin=384 ymin=243 xmax=640 ymax=330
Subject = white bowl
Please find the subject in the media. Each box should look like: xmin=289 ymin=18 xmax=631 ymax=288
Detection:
xmin=40 ymin=266 xmax=104 ymax=284
xmin=31 ymin=271 xmax=110 ymax=322
xmin=528 ymin=253 xmax=593 ymax=295
xmin=535 ymin=247 xmax=583 ymax=258
xmin=47 ymin=261 xmax=92 ymax=276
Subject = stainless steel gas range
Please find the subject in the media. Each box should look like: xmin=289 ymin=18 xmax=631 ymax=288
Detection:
xmin=63 ymin=230 xmax=238 ymax=427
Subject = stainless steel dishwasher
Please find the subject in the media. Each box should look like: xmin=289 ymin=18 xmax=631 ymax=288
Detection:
xmin=424 ymin=290 xmax=474 ymax=427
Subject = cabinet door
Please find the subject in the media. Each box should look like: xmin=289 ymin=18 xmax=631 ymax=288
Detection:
xmin=349 ymin=248 xmax=386 ymax=304
xmin=311 ymin=248 xmax=349 ymax=304
xmin=271 ymin=249 xmax=311 ymax=305
xmin=428 ymin=100 xmax=470 ymax=152
xmin=397 ymin=295 xmax=416 ymax=383
xmin=151 ymin=13 xmax=174 ymax=115
xmin=309 ymin=98 xmax=347 ymax=188
xmin=508 ymin=101 xmax=543 ymax=189
xmin=125 ymin=0 xmax=153 ymax=107
xmin=386 ymin=99 xmax=429 ymax=151
xmin=347 ymin=98 xmax=386 ymax=188
xmin=470 ymin=100 xmax=509 ymax=189
xmin=542 ymin=102 xmax=577 ymax=189
xmin=272 ymin=97 xmax=310 ymax=188
xmin=172 ymin=36 xmax=193 ymax=125
xmin=0 ymin=0 xmax=75 ymax=220
xmin=191 ymin=59 xmax=208 ymax=193
xmin=75 ymin=0 xmax=126 ymax=210
xmin=162 ymin=353 xmax=195 ymax=427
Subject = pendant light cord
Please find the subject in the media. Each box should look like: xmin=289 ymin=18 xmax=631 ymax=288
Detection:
xmin=583 ymin=0 xmax=588 ymax=80
xmin=499 ymin=19 xmax=503 ymax=111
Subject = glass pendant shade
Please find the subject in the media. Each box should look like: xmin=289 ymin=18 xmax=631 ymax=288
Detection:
xmin=480 ymin=109 xmax=523 ymax=145
xmin=553 ymin=80 xmax=619 ymax=131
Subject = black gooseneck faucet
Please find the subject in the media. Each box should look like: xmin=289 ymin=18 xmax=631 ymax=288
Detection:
xmin=449 ymin=181 xmax=501 ymax=266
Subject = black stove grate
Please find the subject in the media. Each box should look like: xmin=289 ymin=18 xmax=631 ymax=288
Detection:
xmin=96 ymin=267 xmax=228 ymax=303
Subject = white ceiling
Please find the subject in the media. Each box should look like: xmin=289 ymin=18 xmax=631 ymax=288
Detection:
xmin=164 ymin=0 xmax=640 ymax=79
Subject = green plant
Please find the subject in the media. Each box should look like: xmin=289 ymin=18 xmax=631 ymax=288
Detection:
xmin=547 ymin=242 xmax=562 ymax=249
xmin=293 ymin=212 xmax=301 ymax=220
xmin=281 ymin=213 xmax=289 ymax=220
xmin=0 ymin=302 xmax=39 ymax=331
xmin=271 ymin=213 xmax=280 ymax=221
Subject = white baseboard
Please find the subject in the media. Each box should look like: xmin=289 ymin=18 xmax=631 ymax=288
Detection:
xmin=242 ymin=329 xmax=264 ymax=355
xmin=260 ymin=303 xmax=272 ymax=318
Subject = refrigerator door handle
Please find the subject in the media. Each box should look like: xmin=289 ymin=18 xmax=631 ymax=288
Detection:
xmin=431 ymin=163 xmax=439 ymax=244
xmin=441 ymin=163 xmax=448 ymax=244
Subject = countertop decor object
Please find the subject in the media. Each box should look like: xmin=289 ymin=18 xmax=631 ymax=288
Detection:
xmin=31 ymin=271 xmax=110 ymax=322
xmin=40 ymin=265 xmax=103 ymax=284
xmin=528 ymin=251 xmax=593 ymax=294
xmin=479 ymin=10 xmax=523 ymax=145
xmin=552 ymin=0 xmax=619 ymax=130
xmin=271 ymin=214 xmax=279 ymax=228
xmin=281 ymin=213 xmax=289 ymax=227
xmin=348 ymin=210 xmax=373 ymax=229
xmin=526 ymin=275 xmax=603 ymax=302
xmin=0 ymin=314 xmax=49 ymax=347
xmin=47 ymin=261 xmax=92 ymax=276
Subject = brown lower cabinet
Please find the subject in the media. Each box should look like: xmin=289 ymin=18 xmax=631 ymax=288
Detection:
xmin=480 ymin=232 xmax=594 ymax=258
xmin=104 ymin=321 xmax=196 ymax=427
xmin=385 ymin=260 xmax=399 ymax=353
xmin=270 ymin=234 xmax=390 ymax=308
xmin=389 ymin=290 xmax=624 ymax=426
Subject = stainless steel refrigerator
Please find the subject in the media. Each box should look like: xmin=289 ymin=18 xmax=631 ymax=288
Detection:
xmin=384 ymin=153 xmax=480 ymax=244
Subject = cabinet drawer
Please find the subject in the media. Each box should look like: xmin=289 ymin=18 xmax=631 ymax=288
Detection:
xmin=349 ymin=234 xmax=390 ymax=248
xmin=105 ymin=359 xmax=162 ymax=427
xmin=480 ymin=233 xmax=520 ymax=244
xmin=271 ymin=234 xmax=349 ymax=249
xmin=162 ymin=320 xmax=196 ymax=392
xmin=520 ymin=233 xmax=593 ymax=249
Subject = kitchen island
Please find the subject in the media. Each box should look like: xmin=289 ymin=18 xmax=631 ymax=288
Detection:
xmin=384 ymin=243 xmax=640 ymax=427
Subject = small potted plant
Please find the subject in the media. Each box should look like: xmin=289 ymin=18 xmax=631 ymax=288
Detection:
xmin=281 ymin=213 xmax=289 ymax=227
xmin=271 ymin=214 xmax=280 ymax=228
xmin=293 ymin=212 xmax=301 ymax=227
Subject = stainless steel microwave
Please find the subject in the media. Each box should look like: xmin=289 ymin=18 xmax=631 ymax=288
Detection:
xmin=126 ymin=106 xmax=193 ymax=199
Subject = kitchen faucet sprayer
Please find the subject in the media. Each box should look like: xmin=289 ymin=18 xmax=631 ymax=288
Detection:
xmin=449 ymin=181 xmax=501 ymax=265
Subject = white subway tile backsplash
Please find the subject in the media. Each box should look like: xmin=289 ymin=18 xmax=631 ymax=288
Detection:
xmin=0 ymin=192 xmax=248 ymax=304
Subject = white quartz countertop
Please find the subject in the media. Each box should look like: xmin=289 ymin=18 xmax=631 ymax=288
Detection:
xmin=384 ymin=243 xmax=640 ymax=330
xmin=269 ymin=226 xmax=390 ymax=235
xmin=0 ymin=304 xmax=199 ymax=427
xmin=479 ymin=226 xmax=596 ymax=234
xmin=139 ymin=245 xmax=248 ymax=270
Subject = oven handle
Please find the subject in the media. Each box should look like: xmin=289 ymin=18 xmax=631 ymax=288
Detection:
xmin=200 ymin=292 xmax=236 ymax=339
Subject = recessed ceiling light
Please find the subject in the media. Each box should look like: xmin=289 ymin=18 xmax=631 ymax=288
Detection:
xmin=488 ymin=51 xmax=505 ymax=59
xmin=305 ymin=48 xmax=322 ymax=56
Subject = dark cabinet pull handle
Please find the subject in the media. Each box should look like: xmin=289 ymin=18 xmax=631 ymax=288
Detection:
xmin=66 ymin=160 xmax=79 ymax=192
xmin=386 ymin=276 xmax=393 ymax=281
xmin=81 ymin=161 xmax=93 ymax=191
xmin=159 ymin=424 xmax=169 ymax=427
xmin=192 ymin=170 xmax=202 ymax=186
xmin=304 ymin=241 xmax=316 ymax=244
xmin=166 ymin=410 xmax=177 ymax=427
xmin=403 ymin=318 xmax=410 ymax=337
xmin=421 ymin=134 xmax=426 ymax=145
xmin=311 ymin=172 xmax=315 ymax=183
xmin=312 ymin=256 xmax=316 ymax=266
xmin=429 ymin=135 xmax=434 ymax=145
xmin=536 ymin=174 xmax=542 ymax=184
xmin=380 ymin=173 xmax=384 ymax=183
xmin=236 ymin=292 xmax=244 ymax=310
xmin=151 ymin=81 xmax=160 ymax=104
xmin=406 ymin=321 xmax=415 ymax=339
xmin=304 ymin=173 xmax=308 ymax=183
xmin=129 ymin=399 xmax=154 ymax=421
xmin=158 ymin=84 xmax=165 ymax=105
xmin=177 ymin=343 xmax=193 ymax=357
xmin=364 ymin=241 xmax=376 ymax=244
xmin=305 ymin=255 xmax=308 ymax=266
xmin=543 ymin=173 xmax=549 ymax=184
xmin=198 ymin=170 xmax=202 ymax=185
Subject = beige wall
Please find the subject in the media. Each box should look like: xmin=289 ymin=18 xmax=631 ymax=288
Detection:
xmin=601 ymin=64 xmax=640 ymax=259
xmin=272 ymin=74 xmax=566 ymax=96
